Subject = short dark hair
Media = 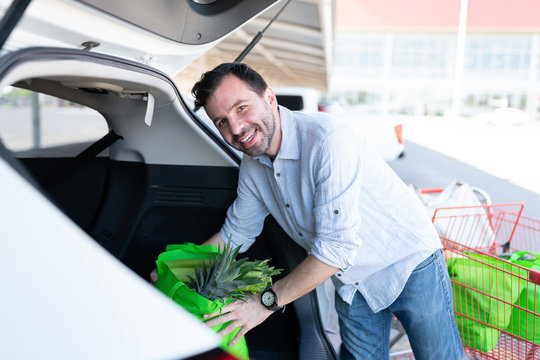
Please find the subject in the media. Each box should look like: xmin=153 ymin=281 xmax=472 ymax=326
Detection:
xmin=191 ymin=62 xmax=268 ymax=110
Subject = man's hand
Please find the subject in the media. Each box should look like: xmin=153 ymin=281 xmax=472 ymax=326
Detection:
xmin=203 ymin=293 xmax=273 ymax=346
xmin=149 ymin=269 xmax=158 ymax=284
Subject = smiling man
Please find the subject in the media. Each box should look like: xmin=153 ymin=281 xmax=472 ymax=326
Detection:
xmin=205 ymin=73 xmax=280 ymax=157
xmin=189 ymin=62 xmax=464 ymax=360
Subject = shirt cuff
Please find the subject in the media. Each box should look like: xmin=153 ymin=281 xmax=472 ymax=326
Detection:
xmin=219 ymin=221 xmax=256 ymax=253
xmin=310 ymin=237 xmax=360 ymax=271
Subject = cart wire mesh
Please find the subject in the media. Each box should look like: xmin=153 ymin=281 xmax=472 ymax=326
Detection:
xmin=433 ymin=203 xmax=540 ymax=359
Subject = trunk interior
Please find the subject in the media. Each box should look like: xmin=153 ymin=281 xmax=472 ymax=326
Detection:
xmin=21 ymin=156 xmax=306 ymax=358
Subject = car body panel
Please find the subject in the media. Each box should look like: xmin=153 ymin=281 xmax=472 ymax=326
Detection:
xmin=0 ymin=153 xmax=220 ymax=360
xmin=79 ymin=0 xmax=280 ymax=46
xmin=0 ymin=0 xmax=281 ymax=76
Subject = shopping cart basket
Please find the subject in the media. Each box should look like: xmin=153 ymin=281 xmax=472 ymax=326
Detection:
xmin=432 ymin=203 xmax=524 ymax=255
xmin=434 ymin=203 xmax=540 ymax=359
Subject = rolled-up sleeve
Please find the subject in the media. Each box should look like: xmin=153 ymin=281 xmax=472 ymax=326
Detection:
xmin=310 ymin=128 xmax=364 ymax=270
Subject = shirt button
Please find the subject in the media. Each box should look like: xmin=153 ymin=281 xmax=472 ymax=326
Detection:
xmin=285 ymin=203 xmax=290 ymax=208
xmin=298 ymin=232 xmax=303 ymax=237
xmin=334 ymin=210 xmax=339 ymax=215
xmin=337 ymin=273 xmax=342 ymax=277
xmin=354 ymin=282 xmax=359 ymax=286
xmin=276 ymin=173 xmax=281 ymax=177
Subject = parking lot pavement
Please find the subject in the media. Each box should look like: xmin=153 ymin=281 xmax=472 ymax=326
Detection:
xmin=398 ymin=115 xmax=540 ymax=196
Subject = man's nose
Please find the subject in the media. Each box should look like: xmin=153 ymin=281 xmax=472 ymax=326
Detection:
xmin=228 ymin=116 xmax=244 ymax=135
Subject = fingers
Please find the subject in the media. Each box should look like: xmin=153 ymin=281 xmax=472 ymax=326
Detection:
xmin=229 ymin=325 xmax=249 ymax=347
xmin=203 ymin=300 xmax=239 ymax=321
xmin=203 ymin=313 xmax=228 ymax=328
xmin=219 ymin=319 xmax=244 ymax=337
xmin=149 ymin=268 xmax=158 ymax=284
xmin=211 ymin=316 xmax=249 ymax=347
xmin=201 ymin=296 xmax=272 ymax=347
xmin=203 ymin=308 xmax=237 ymax=327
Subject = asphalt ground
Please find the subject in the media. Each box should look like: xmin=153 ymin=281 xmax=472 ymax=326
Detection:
xmin=399 ymin=115 xmax=540 ymax=196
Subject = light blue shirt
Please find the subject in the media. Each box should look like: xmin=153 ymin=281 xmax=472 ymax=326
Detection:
xmin=220 ymin=106 xmax=442 ymax=312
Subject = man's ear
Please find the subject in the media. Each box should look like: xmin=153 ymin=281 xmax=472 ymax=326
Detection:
xmin=265 ymin=86 xmax=278 ymax=108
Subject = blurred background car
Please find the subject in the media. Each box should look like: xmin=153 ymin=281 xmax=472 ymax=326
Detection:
xmin=274 ymin=86 xmax=405 ymax=161
xmin=317 ymin=99 xmax=346 ymax=114
xmin=472 ymin=107 xmax=530 ymax=126
xmin=273 ymin=86 xmax=321 ymax=113
xmin=344 ymin=110 xmax=405 ymax=162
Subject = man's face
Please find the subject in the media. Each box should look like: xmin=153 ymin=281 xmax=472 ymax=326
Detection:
xmin=204 ymin=75 xmax=280 ymax=158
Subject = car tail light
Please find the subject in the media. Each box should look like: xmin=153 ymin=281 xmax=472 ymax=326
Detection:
xmin=184 ymin=348 xmax=239 ymax=360
xmin=394 ymin=124 xmax=403 ymax=144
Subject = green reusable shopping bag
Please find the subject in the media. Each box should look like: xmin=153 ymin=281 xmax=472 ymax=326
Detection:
xmin=505 ymin=251 xmax=540 ymax=345
xmin=448 ymin=253 xmax=522 ymax=352
xmin=153 ymin=243 xmax=249 ymax=360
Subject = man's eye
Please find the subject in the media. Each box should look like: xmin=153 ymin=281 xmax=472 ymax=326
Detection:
xmin=238 ymin=105 xmax=246 ymax=112
xmin=216 ymin=118 xmax=226 ymax=127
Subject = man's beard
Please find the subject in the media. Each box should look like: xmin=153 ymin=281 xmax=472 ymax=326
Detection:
xmin=231 ymin=105 xmax=275 ymax=157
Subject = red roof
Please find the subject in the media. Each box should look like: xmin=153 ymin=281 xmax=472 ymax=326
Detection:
xmin=336 ymin=0 xmax=540 ymax=30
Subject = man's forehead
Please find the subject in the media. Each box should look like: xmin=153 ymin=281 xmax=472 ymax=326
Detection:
xmin=217 ymin=74 xmax=251 ymax=94
xmin=208 ymin=76 xmax=259 ymax=108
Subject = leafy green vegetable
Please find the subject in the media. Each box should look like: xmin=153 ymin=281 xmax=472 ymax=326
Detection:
xmin=168 ymin=240 xmax=281 ymax=302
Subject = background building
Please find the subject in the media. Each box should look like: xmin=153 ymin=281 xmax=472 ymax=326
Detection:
xmin=332 ymin=0 xmax=540 ymax=119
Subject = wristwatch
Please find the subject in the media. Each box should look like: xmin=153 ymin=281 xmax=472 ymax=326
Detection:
xmin=261 ymin=287 xmax=285 ymax=312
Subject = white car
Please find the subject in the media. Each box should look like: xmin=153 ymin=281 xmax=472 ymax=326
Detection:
xmin=273 ymin=86 xmax=322 ymax=113
xmin=343 ymin=110 xmax=405 ymax=162
xmin=273 ymin=87 xmax=405 ymax=161
xmin=472 ymin=107 xmax=530 ymax=126
xmin=0 ymin=0 xmax=339 ymax=359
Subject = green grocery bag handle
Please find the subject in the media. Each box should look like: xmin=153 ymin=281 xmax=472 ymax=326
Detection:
xmin=509 ymin=251 xmax=540 ymax=263
xmin=507 ymin=251 xmax=540 ymax=286
xmin=168 ymin=281 xmax=185 ymax=299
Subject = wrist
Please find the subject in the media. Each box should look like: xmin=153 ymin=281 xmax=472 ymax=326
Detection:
xmin=260 ymin=287 xmax=286 ymax=313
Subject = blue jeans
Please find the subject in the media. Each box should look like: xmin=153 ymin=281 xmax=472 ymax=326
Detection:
xmin=335 ymin=249 xmax=464 ymax=360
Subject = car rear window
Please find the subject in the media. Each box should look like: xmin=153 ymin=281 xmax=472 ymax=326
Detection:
xmin=0 ymin=87 xmax=108 ymax=157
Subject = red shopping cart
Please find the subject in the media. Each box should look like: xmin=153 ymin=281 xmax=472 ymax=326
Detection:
xmin=433 ymin=203 xmax=540 ymax=359
xmin=432 ymin=203 xmax=524 ymax=255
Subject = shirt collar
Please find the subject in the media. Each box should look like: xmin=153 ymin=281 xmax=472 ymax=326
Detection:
xmin=274 ymin=106 xmax=299 ymax=160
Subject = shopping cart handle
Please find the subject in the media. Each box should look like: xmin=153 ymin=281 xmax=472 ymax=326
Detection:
xmin=417 ymin=188 xmax=444 ymax=194
xmin=529 ymin=270 xmax=540 ymax=286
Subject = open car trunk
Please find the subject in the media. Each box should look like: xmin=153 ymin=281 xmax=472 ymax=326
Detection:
xmin=0 ymin=47 xmax=338 ymax=359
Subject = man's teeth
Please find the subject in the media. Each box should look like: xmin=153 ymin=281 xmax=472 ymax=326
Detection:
xmin=241 ymin=130 xmax=256 ymax=143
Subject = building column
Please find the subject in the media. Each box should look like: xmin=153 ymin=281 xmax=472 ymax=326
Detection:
xmin=526 ymin=33 xmax=538 ymax=120
xmin=451 ymin=0 xmax=469 ymax=119
xmin=382 ymin=31 xmax=393 ymax=116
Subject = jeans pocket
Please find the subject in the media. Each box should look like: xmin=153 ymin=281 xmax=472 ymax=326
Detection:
xmin=412 ymin=250 xmax=439 ymax=272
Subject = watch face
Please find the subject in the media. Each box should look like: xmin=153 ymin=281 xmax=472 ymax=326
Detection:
xmin=261 ymin=290 xmax=275 ymax=306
